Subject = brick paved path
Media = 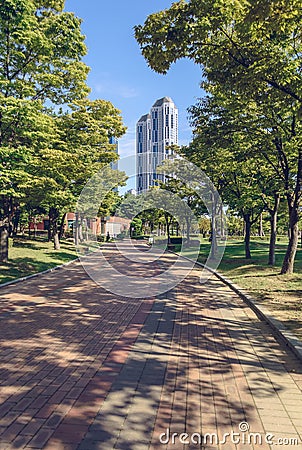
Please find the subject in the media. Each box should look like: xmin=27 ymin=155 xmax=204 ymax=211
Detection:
xmin=0 ymin=242 xmax=302 ymax=449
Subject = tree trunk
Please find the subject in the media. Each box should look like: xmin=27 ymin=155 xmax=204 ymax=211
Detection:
xmin=0 ymin=224 xmax=9 ymax=263
xmin=258 ymin=212 xmax=265 ymax=237
xmin=53 ymin=218 xmax=60 ymax=250
xmin=85 ymin=218 xmax=89 ymax=241
xmin=281 ymin=204 xmax=299 ymax=274
xmin=12 ymin=210 xmax=20 ymax=236
xmin=47 ymin=215 xmax=52 ymax=241
xmin=53 ymin=231 xmax=60 ymax=250
xmin=33 ymin=217 xmax=37 ymax=239
xmin=210 ymin=225 xmax=218 ymax=259
xmin=165 ymin=213 xmax=171 ymax=244
xmin=243 ymin=214 xmax=252 ymax=259
xmin=281 ymin=148 xmax=302 ymax=274
xmin=59 ymin=213 xmax=67 ymax=240
xmin=74 ymin=212 xmax=79 ymax=245
xmin=100 ymin=217 xmax=106 ymax=236
xmin=210 ymin=193 xmax=218 ymax=259
xmin=185 ymin=217 xmax=191 ymax=245
xmin=220 ymin=204 xmax=225 ymax=238
xmin=79 ymin=219 xmax=83 ymax=242
xmin=268 ymin=194 xmax=280 ymax=266
xmin=49 ymin=207 xmax=60 ymax=250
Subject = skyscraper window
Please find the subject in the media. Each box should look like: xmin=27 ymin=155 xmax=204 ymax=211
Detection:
xmin=136 ymin=97 xmax=178 ymax=194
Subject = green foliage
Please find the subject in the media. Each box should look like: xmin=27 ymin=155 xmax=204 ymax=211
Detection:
xmin=0 ymin=0 xmax=127 ymax=259
xmin=199 ymin=216 xmax=211 ymax=234
xmin=130 ymin=217 xmax=143 ymax=237
xmin=135 ymin=0 xmax=302 ymax=105
xmin=0 ymin=0 xmax=89 ymax=103
xmin=135 ymin=0 xmax=302 ymax=267
xmin=97 ymin=191 xmax=123 ymax=219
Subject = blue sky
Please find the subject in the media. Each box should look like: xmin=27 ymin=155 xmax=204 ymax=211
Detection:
xmin=64 ymin=1 xmax=204 ymax=152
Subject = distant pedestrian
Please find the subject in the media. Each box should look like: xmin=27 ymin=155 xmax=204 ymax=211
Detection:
xmin=106 ymin=231 xmax=110 ymax=242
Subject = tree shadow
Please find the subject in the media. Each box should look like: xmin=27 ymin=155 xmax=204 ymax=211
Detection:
xmin=0 ymin=248 xmax=301 ymax=449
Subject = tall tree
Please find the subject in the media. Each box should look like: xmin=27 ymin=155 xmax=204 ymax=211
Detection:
xmin=135 ymin=0 xmax=302 ymax=273
xmin=39 ymin=99 xmax=126 ymax=249
xmin=0 ymin=0 xmax=89 ymax=260
xmin=0 ymin=1 xmax=127 ymax=256
xmin=157 ymin=159 xmax=207 ymax=245
xmin=188 ymin=92 xmax=287 ymax=264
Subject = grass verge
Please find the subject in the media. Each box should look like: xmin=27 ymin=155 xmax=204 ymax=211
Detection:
xmin=0 ymin=236 xmax=77 ymax=285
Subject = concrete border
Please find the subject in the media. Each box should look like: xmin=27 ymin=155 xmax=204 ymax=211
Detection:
xmin=0 ymin=257 xmax=79 ymax=289
xmin=174 ymin=251 xmax=302 ymax=362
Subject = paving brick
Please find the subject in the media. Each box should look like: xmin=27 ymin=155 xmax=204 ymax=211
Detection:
xmin=0 ymin=421 xmax=26 ymax=442
xmin=51 ymin=424 xmax=88 ymax=443
xmin=20 ymin=418 xmax=45 ymax=436
xmin=1 ymin=245 xmax=302 ymax=450
xmin=26 ymin=427 xmax=55 ymax=448
xmin=44 ymin=413 xmax=64 ymax=429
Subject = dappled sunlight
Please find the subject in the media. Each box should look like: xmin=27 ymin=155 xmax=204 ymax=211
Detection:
xmin=0 ymin=245 xmax=302 ymax=448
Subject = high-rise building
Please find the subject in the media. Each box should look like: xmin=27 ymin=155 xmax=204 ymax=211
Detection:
xmin=136 ymin=97 xmax=178 ymax=194
xmin=109 ymin=136 xmax=118 ymax=171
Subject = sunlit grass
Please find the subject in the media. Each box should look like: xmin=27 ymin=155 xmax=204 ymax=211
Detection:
xmin=0 ymin=236 xmax=77 ymax=285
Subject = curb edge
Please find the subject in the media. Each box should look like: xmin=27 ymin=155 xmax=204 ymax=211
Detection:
xmin=0 ymin=257 xmax=79 ymax=289
xmin=175 ymin=251 xmax=302 ymax=363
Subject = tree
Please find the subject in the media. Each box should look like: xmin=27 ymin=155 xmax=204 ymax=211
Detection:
xmin=0 ymin=97 xmax=56 ymax=259
xmin=135 ymin=0 xmax=302 ymax=273
xmin=0 ymin=1 xmax=127 ymax=255
xmin=135 ymin=0 xmax=302 ymax=103
xmin=137 ymin=208 xmax=163 ymax=235
xmin=188 ymin=91 xmax=289 ymax=264
xmin=157 ymin=158 xmax=206 ymax=244
xmin=0 ymin=0 xmax=89 ymax=103
xmin=0 ymin=0 xmax=89 ymax=260
xmin=40 ymin=99 xmax=126 ymax=249
xmin=179 ymin=96 xmax=267 ymax=259
xmin=130 ymin=218 xmax=142 ymax=237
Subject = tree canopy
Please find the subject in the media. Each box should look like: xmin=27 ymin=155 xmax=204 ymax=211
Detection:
xmin=0 ymin=0 xmax=127 ymax=259
xmin=135 ymin=0 xmax=302 ymax=274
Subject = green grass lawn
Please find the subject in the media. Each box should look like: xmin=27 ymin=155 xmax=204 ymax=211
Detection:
xmin=0 ymin=236 xmax=77 ymax=285
xmin=182 ymin=237 xmax=302 ymax=339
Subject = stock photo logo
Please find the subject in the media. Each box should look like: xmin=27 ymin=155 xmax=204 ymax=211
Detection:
xmin=74 ymin=156 xmax=227 ymax=298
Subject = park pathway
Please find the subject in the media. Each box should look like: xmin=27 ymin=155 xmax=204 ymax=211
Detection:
xmin=0 ymin=241 xmax=302 ymax=449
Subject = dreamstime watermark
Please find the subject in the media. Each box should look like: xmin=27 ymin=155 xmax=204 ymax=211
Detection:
xmin=75 ymin=155 xmax=227 ymax=298
xmin=159 ymin=422 xmax=301 ymax=446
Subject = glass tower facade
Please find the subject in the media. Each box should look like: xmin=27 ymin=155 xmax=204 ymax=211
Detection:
xmin=136 ymin=97 xmax=178 ymax=194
